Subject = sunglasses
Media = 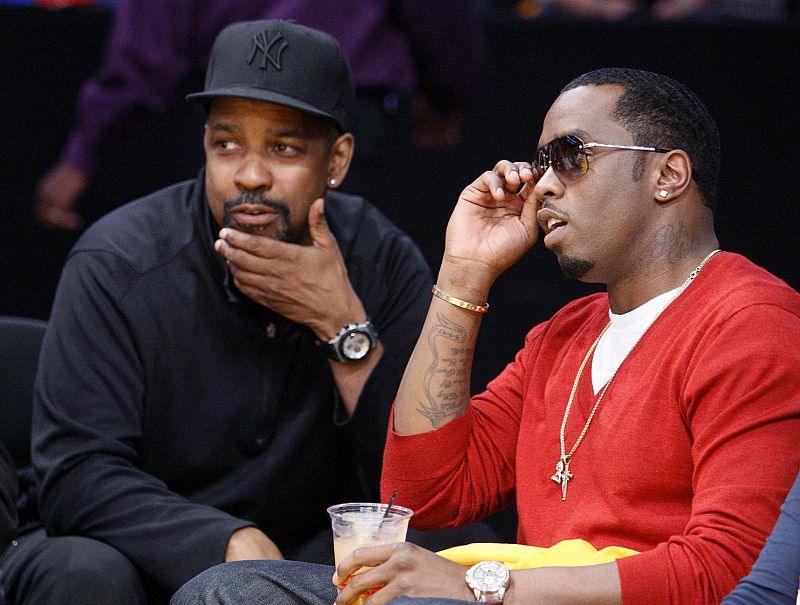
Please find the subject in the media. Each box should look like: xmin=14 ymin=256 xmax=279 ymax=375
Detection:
xmin=534 ymin=134 xmax=671 ymax=181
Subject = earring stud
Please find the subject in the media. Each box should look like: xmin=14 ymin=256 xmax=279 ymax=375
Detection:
xmin=328 ymin=178 xmax=336 ymax=186
xmin=658 ymin=189 xmax=669 ymax=199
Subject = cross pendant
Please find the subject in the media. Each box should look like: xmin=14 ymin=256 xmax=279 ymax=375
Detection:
xmin=550 ymin=455 xmax=573 ymax=501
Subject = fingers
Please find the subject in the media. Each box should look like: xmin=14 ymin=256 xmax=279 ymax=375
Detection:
xmin=215 ymin=228 xmax=288 ymax=263
xmin=334 ymin=543 xmax=461 ymax=605
xmin=307 ymin=198 xmax=336 ymax=249
xmin=482 ymin=160 xmax=535 ymax=202
xmin=335 ymin=543 xmax=398 ymax=585
xmin=216 ymin=199 xmax=338 ymax=269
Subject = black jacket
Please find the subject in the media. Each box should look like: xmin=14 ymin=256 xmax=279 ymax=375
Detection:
xmin=32 ymin=173 xmax=432 ymax=592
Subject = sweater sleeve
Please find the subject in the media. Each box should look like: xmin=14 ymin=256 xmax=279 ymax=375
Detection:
xmin=62 ymin=0 xmax=192 ymax=174
xmin=32 ymin=250 xmax=251 ymax=593
xmin=721 ymin=470 xmax=800 ymax=604
xmin=381 ymin=325 xmax=540 ymax=527
xmin=617 ymin=303 xmax=800 ymax=604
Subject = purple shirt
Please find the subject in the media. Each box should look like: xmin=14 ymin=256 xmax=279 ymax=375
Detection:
xmin=63 ymin=0 xmax=486 ymax=173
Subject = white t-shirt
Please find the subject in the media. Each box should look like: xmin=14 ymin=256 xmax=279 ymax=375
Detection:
xmin=591 ymin=287 xmax=681 ymax=394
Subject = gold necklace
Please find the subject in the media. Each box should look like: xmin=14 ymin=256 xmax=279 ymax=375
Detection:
xmin=550 ymin=249 xmax=722 ymax=501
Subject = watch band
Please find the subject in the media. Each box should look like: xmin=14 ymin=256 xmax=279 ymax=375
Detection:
xmin=473 ymin=592 xmax=504 ymax=604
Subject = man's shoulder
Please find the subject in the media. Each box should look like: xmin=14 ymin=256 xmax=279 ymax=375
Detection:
xmin=551 ymin=292 xmax=609 ymax=323
xmin=71 ymin=179 xmax=203 ymax=272
xmin=325 ymin=190 xmax=427 ymax=262
xmin=522 ymin=292 xmax=609 ymax=346
xmin=324 ymin=190 xmax=395 ymax=240
xmin=705 ymin=252 xmax=799 ymax=316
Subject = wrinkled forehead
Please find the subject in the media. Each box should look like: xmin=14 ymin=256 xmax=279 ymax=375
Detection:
xmin=538 ymin=84 xmax=628 ymax=148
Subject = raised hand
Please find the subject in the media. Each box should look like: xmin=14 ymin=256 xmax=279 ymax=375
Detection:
xmin=214 ymin=197 xmax=366 ymax=340
xmin=442 ymin=159 xmax=540 ymax=287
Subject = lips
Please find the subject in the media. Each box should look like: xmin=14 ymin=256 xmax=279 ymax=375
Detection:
xmin=229 ymin=204 xmax=278 ymax=226
xmin=537 ymin=208 xmax=569 ymax=248
xmin=537 ymin=208 xmax=568 ymax=235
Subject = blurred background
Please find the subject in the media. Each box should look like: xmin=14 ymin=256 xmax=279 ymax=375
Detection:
xmin=1 ymin=0 xmax=798 ymax=394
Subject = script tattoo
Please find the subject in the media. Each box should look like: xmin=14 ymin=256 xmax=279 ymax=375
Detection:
xmin=418 ymin=312 xmax=471 ymax=428
xmin=651 ymin=221 xmax=700 ymax=265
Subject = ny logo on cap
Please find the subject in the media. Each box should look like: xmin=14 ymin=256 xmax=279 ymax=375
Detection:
xmin=248 ymin=29 xmax=288 ymax=71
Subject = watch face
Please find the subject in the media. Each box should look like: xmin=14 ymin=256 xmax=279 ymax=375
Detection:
xmin=468 ymin=561 xmax=509 ymax=592
xmin=340 ymin=330 xmax=371 ymax=360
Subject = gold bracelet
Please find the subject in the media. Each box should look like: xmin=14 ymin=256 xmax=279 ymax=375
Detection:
xmin=431 ymin=284 xmax=489 ymax=314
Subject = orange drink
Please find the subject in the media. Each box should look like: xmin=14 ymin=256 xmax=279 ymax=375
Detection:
xmin=327 ymin=502 xmax=413 ymax=604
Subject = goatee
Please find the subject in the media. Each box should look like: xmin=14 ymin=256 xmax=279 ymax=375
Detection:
xmin=222 ymin=192 xmax=302 ymax=243
xmin=558 ymin=255 xmax=594 ymax=280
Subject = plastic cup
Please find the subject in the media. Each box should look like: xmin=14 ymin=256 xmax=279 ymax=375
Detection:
xmin=328 ymin=502 xmax=413 ymax=604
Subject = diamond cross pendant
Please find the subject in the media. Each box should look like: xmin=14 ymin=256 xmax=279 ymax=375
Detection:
xmin=550 ymin=455 xmax=573 ymax=501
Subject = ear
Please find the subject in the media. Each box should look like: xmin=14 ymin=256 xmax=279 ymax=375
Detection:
xmin=326 ymin=132 xmax=355 ymax=189
xmin=652 ymin=149 xmax=692 ymax=203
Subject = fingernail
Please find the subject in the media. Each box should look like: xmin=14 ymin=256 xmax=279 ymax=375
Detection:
xmin=214 ymin=240 xmax=223 ymax=252
xmin=219 ymin=228 xmax=228 ymax=239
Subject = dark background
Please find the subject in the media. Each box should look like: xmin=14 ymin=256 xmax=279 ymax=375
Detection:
xmin=2 ymin=6 xmax=798 ymax=394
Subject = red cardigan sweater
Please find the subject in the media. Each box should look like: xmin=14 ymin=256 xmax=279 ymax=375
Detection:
xmin=382 ymin=253 xmax=800 ymax=604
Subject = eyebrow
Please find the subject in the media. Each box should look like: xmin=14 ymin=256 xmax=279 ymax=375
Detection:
xmin=207 ymin=121 xmax=314 ymax=140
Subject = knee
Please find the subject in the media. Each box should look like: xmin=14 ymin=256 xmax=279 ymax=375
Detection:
xmin=32 ymin=536 xmax=145 ymax=604
xmin=171 ymin=563 xmax=220 ymax=605
xmin=172 ymin=561 xmax=260 ymax=605
xmin=62 ymin=535 xmax=141 ymax=584
xmin=172 ymin=560 xmax=333 ymax=605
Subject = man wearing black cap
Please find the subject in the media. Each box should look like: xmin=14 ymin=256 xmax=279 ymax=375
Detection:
xmin=0 ymin=20 xmax=435 ymax=605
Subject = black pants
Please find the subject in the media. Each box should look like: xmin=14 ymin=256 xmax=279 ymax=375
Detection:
xmin=0 ymin=527 xmax=335 ymax=605
xmin=0 ymin=522 xmax=499 ymax=605
xmin=0 ymin=527 xmax=148 ymax=605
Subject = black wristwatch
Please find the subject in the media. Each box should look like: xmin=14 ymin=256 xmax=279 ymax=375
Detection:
xmin=321 ymin=320 xmax=378 ymax=363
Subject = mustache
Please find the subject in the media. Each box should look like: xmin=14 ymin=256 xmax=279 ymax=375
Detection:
xmin=223 ymin=191 xmax=290 ymax=213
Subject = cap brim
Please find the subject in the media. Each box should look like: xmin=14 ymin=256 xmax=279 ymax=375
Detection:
xmin=186 ymin=87 xmax=345 ymax=131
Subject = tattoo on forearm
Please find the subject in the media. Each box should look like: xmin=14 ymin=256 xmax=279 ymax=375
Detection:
xmin=651 ymin=221 xmax=700 ymax=265
xmin=417 ymin=312 xmax=471 ymax=428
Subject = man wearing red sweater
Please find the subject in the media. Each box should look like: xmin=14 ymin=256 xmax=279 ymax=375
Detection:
xmin=172 ymin=68 xmax=800 ymax=604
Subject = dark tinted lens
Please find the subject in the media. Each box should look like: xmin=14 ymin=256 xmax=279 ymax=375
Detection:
xmin=552 ymin=135 xmax=588 ymax=178
xmin=534 ymin=148 xmax=549 ymax=174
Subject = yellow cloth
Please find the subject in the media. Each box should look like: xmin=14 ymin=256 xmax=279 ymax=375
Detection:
xmin=437 ymin=539 xmax=638 ymax=570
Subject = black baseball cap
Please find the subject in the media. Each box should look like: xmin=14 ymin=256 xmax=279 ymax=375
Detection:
xmin=187 ymin=19 xmax=354 ymax=132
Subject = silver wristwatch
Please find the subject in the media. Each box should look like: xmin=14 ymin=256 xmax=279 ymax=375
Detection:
xmin=321 ymin=320 xmax=378 ymax=363
xmin=465 ymin=560 xmax=510 ymax=604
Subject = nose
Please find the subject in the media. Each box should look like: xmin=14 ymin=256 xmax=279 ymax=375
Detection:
xmin=234 ymin=152 xmax=272 ymax=192
xmin=533 ymin=165 xmax=564 ymax=205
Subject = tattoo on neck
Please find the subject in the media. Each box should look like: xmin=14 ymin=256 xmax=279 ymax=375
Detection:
xmin=651 ymin=221 xmax=700 ymax=265
xmin=418 ymin=312 xmax=471 ymax=428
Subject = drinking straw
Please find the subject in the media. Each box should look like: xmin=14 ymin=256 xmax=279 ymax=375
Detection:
xmin=378 ymin=490 xmax=398 ymax=530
